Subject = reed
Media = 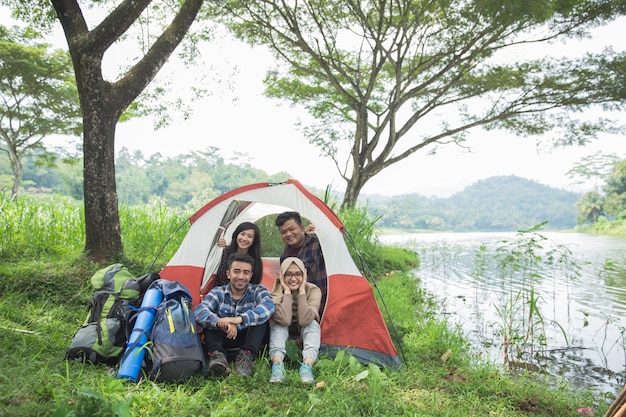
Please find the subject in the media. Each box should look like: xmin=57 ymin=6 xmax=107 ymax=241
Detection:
xmin=492 ymin=223 xmax=574 ymax=367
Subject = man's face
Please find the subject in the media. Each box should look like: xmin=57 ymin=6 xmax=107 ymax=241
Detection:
xmin=226 ymin=260 xmax=253 ymax=291
xmin=278 ymin=219 xmax=306 ymax=249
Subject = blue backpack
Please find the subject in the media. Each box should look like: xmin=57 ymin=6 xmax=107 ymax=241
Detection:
xmin=143 ymin=280 xmax=206 ymax=382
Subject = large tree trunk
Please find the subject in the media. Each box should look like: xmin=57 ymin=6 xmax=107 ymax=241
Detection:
xmin=342 ymin=180 xmax=363 ymax=209
xmin=342 ymin=168 xmax=366 ymax=209
xmin=82 ymin=103 xmax=123 ymax=261
xmin=341 ymin=106 xmax=370 ymax=209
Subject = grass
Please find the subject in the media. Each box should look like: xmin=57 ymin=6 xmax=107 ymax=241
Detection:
xmin=0 ymin=196 xmax=610 ymax=416
xmin=0 ymin=258 xmax=606 ymax=416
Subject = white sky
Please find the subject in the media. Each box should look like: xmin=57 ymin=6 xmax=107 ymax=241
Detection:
xmin=3 ymin=8 xmax=625 ymax=197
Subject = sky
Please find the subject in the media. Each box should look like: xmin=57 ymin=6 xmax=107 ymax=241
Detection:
xmin=3 ymin=7 xmax=626 ymax=198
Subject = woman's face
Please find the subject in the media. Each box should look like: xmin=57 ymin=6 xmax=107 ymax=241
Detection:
xmin=284 ymin=264 xmax=304 ymax=291
xmin=236 ymin=228 xmax=255 ymax=252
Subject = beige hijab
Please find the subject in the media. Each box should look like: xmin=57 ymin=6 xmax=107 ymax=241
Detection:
xmin=272 ymin=257 xmax=306 ymax=295
xmin=280 ymin=257 xmax=306 ymax=277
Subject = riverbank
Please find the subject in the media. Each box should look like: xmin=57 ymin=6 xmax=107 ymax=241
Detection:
xmin=576 ymin=218 xmax=626 ymax=236
xmin=0 ymin=254 xmax=607 ymax=416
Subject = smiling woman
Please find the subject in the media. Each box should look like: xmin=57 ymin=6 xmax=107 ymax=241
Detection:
xmin=215 ymin=221 xmax=263 ymax=287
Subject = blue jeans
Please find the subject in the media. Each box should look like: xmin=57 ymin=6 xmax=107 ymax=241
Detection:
xmin=269 ymin=320 xmax=320 ymax=362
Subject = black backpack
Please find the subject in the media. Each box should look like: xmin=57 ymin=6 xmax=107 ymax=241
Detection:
xmin=142 ymin=279 xmax=206 ymax=382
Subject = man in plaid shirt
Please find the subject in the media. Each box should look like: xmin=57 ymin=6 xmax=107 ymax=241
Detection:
xmin=275 ymin=211 xmax=328 ymax=312
xmin=195 ymin=253 xmax=274 ymax=377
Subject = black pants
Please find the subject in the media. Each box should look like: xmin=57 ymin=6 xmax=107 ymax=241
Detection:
xmin=203 ymin=322 xmax=268 ymax=360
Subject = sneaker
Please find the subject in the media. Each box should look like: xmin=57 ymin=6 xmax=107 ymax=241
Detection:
xmin=269 ymin=362 xmax=286 ymax=383
xmin=299 ymin=362 xmax=314 ymax=384
xmin=207 ymin=350 xmax=230 ymax=377
xmin=235 ymin=349 xmax=254 ymax=377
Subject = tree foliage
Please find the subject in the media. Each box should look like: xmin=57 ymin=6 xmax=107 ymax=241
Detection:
xmin=566 ymin=151 xmax=621 ymax=193
xmin=1 ymin=146 xmax=292 ymax=208
xmin=604 ymin=159 xmax=626 ymax=219
xmin=0 ymin=24 xmax=81 ymax=200
xmin=576 ymin=190 xmax=605 ymax=224
xmin=207 ymin=0 xmax=626 ymax=208
xmin=572 ymin=155 xmax=626 ymax=223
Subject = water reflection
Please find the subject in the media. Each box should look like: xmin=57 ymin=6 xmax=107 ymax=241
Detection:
xmin=381 ymin=231 xmax=626 ymax=396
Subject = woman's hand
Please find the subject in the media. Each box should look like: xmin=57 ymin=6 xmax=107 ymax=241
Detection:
xmin=279 ymin=274 xmax=290 ymax=293
xmin=298 ymin=272 xmax=308 ymax=295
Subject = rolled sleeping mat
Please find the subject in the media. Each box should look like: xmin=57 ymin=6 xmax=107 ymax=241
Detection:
xmin=117 ymin=286 xmax=163 ymax=381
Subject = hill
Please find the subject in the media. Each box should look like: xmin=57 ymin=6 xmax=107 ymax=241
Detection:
xmin=364 ymin=175 xmax=581 ymax=231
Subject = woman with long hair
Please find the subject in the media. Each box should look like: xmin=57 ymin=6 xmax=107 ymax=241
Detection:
xmin=214 ymin=222 xmax=263 ymax=286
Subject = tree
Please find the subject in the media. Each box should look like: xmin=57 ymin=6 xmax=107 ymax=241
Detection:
xmin=567 ymin=151 xmax=621 ymax=193
xmin=604 ymin=159 xmax=626 ymax=219
xmin=0 ymin=24 xmax=81 ymax=201
xmin=208 ymin=0 xmax=626 ymax=208
xmin=576 ymin=191 xmax=605 ymax=224
xmin=3 ymin=0 xmax=204 ymax=260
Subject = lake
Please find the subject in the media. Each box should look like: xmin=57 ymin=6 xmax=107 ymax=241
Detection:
xmin=380 ymin=231 xmax=626 ymax=396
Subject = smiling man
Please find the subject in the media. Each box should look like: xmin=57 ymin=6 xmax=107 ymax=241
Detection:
xmin=194 ymin=253 xmax=275 ymax=377
xmin=275 ymin=211 xmax=328 ymax=311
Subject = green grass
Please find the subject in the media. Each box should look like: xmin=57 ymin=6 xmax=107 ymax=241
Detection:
xmin=0 ymin=258 xmax=605 ymax=417
xmin=0 ymin=196 xmax=610 ymax=416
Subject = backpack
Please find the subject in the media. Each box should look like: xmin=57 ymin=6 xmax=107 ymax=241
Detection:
xmin=143 ymin=279 xmax=206 ymax=382
xmin=66 ymin=264 xmax=141 ymax=365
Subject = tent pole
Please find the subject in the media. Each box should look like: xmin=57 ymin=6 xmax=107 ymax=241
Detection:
xmin=147 ymin=218 xmax=190 ymax=274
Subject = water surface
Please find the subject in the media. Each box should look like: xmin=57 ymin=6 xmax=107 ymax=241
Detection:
xmin=381 ymin=231 xmax=626 ymax=395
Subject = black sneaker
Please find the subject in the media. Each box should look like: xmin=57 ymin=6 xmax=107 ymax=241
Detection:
xmin=207 ymin=350 xmax=230 ymax=377
xmin=235 ymin=349 xmax=254 ymax=377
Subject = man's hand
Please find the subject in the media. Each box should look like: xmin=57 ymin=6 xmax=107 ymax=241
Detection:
xmin=216 ymin=316 xmax=242 ymax=339
xmin=224 ymin=323 xmax=238 ymax=339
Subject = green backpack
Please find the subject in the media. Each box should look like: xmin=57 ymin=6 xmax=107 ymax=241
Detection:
xmin=66 ymin=264 xmax=143 ymax=365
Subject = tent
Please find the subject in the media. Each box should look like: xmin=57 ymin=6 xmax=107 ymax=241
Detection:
xmin=159 ymin=179 xmax=402 ymax=369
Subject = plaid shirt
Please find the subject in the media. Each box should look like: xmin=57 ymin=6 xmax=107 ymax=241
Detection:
xmin=194 ymin=283 xmax=274 ymax=331
xmin=214 ymin=249 xmax=230 ymax=287
xmin=280 ymin=234 xmax=328 ymax=309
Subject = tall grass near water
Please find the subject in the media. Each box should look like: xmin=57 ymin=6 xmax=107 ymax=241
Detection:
xmin=0 ymin=195 xmax=84 ymax=260
xmin=492 ymin=223 xmax=580 ymax=367
xmin=118 ymin=203 xmax=189 ymax=271
xmin=0 ymin=195 xmax=189 ymax=271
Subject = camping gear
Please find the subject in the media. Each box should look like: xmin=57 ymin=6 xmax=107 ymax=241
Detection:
xmin=66 ymin=264 xmax=141 ymax=365
xmin=159 ymin=179 xmax=403 ymax=369
xmin=117 ymin=284 xmax=163 ymax=381
xmin=143 ymin=279 xmax=205 ymax=382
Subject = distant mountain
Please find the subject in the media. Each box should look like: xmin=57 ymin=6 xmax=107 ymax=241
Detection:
xmin=364 ymin=175 xmax=581 ymax=231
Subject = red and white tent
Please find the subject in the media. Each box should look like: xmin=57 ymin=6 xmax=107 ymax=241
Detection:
xmin=159 ymin=180 xmax=402 ymax=368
